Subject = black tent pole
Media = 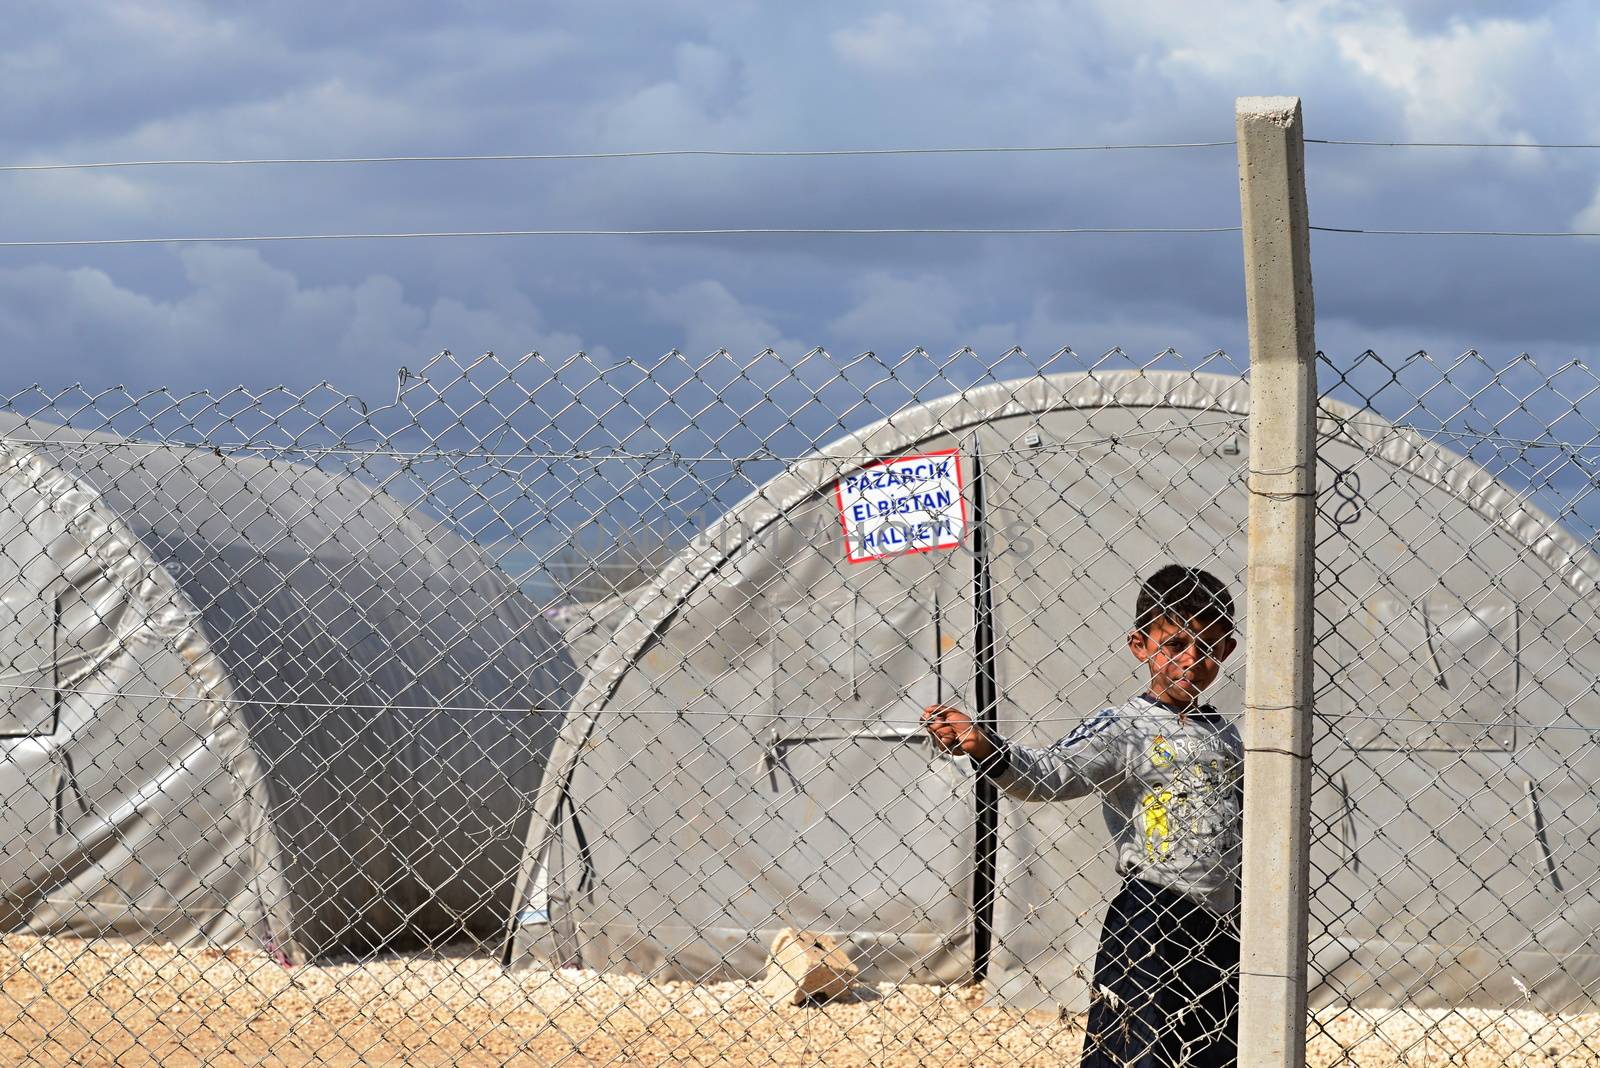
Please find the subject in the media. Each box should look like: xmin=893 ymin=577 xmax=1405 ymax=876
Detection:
xmin=968 ymin=439 xmax=1000 ymax=983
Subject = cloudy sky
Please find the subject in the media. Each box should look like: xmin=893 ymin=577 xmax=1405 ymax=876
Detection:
xmin=4 ymin=0 xmax=1598 ymax=589
xmin=5 ymin=1 xmax=1597 ymax=399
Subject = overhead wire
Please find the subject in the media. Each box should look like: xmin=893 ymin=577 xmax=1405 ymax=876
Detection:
xmin=0 ymin=141 xmax=1238 ymax=172
xmin=13 ymin=137 xmax=1600 ymax=173
xmin=1309 ymin=138 xmax=1600 ymax=150
xmin=7 ymin=135 xmax=1600 ymax=245
xmin=5 ymin=226 xmax=1600 ymax=249
xmin=0 ymin=226 xmax=1241 ymax=249
xmin=1313 ymin=226 xmax=1600 ymax=238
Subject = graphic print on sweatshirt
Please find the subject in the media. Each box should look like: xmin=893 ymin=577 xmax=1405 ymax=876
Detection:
xmin=988 ymin=694 xmax=1244 ymax=914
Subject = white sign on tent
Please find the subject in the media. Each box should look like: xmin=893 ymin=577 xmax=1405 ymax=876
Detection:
xmin=834 ymin=448 xmax=967 ymax=563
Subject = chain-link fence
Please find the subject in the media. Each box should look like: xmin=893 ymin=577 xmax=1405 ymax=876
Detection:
xmin=1305 ymin=348 xmax=1600 ymax=1065
xmin=0 ymin=343 xmax=1597 ymax=1065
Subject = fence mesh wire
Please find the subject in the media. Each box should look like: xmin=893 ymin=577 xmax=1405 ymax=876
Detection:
xmin=0 ymin=345 xmax=1596 ymax=1065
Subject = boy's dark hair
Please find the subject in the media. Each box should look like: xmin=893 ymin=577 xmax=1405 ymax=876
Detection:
xmin=1135 ymin=565 xmax=1235 ymax=634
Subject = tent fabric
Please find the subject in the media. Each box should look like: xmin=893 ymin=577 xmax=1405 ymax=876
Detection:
xmin=0 ymin=416 xmax=575 ymax=960
xmin=507 ymin=370 xmax=1600 ymax=1012
xmin=543 ymin=595 xmax=632 ymax=678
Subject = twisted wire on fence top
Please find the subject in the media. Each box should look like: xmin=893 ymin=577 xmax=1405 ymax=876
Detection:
xmin=0 ymin=417 xmax=1249 ymax=463
xmin=6 ymin=413 xmax=1596 ymax=462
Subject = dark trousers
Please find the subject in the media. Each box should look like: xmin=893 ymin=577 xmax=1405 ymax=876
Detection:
xmin=1080 ymin=877 xmax=1240 ymax=1068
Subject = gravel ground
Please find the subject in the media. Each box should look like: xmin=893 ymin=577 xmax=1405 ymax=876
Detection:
xmin=4 ymin=934 xmax=1600 ymax=1067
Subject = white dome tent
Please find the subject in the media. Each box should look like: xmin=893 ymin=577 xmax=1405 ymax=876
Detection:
xmin=0 ymin=415 xmax=577 ymax=962
xmin=505 ymin=369 xmax=1600 ymax=1013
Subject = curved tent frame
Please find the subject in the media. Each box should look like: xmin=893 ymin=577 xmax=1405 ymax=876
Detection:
xmin=0 ymin=416 xmax=576 ymax=960
xmin=508 ymin=370 xmax=1600 ymax=1010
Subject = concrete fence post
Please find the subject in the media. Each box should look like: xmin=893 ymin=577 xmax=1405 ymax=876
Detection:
xmin=1235 ymin=95 xmax=1318 ymax=1068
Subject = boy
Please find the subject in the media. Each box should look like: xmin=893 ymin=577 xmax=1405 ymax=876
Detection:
xmin=923 ymin=564 xmax=1241 ymax=1068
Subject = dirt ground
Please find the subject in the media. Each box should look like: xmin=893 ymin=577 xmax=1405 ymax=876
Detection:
xmin=4 ymin=934 xmax=1600 ymax=1067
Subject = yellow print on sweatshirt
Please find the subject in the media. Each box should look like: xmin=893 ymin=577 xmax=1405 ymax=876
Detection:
xmin=1141 ymin=790 xmax=1175 ymax=859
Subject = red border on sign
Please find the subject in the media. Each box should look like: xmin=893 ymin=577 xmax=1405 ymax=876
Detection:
xmin=835 ymin=447 xmax=969 ymax=565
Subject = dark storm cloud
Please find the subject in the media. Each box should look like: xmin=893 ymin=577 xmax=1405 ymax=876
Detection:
xmin=2 ymin=0 xmax=1598 ymax=408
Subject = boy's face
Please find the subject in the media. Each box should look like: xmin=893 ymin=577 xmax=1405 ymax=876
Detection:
xmin=1127 ymin=615 xmax=1236 ymax=708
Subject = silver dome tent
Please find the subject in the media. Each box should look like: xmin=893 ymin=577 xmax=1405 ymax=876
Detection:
xmin=0 ymin=416 xmax=576 ymax=961
xmin=543 ymin=595 xmax=632 ymax=680
xmin=505 ymin=369 xmax=1600 ymax=1012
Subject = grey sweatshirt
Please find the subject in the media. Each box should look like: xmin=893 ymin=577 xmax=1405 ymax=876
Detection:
xmin=981 ymin=694 xmax=1243 ymax=915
